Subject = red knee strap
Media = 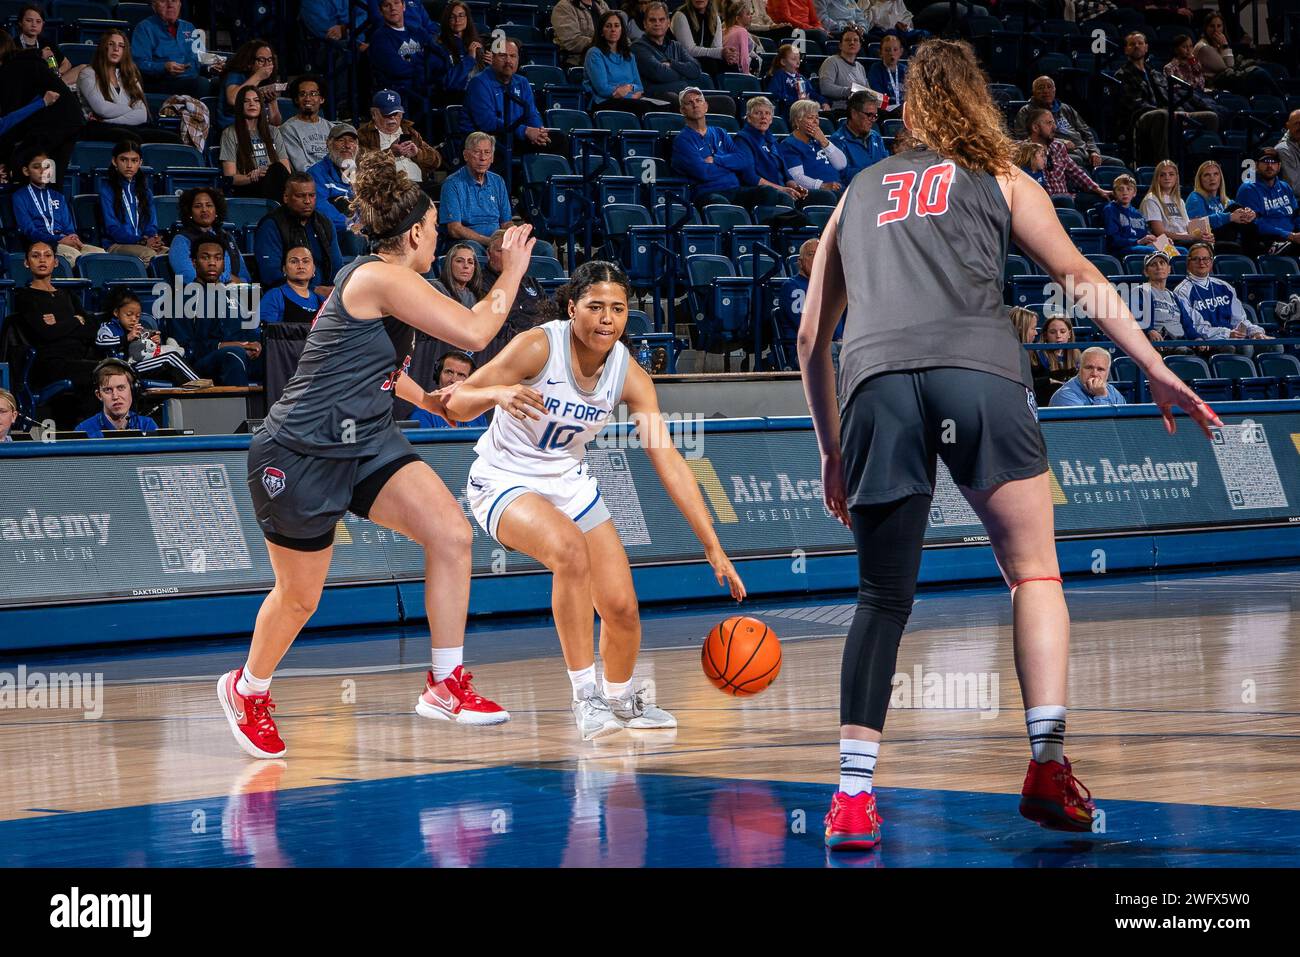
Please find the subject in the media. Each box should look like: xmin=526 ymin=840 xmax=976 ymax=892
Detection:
xmin=1010 ymin=575 xmax=1062 ymax=591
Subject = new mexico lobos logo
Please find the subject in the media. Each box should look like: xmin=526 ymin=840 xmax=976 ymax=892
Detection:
xmin=262 ymin=467 xmax=287 ymax=498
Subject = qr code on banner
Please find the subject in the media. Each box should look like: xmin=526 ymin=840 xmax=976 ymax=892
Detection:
xmin=1211 ymin=424 xmax=1288 ymax=510
xmin=137 ymin=465 xmax=252 ymax=573
xmin=586 ymin=449 xmax=652 ymax=545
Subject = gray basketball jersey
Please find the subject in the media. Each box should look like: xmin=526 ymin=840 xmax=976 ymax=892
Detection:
xmin=260 ymin=255 xmax=411 ymax=459
xmin=836 ymin=148 xmax=1024 ymax=409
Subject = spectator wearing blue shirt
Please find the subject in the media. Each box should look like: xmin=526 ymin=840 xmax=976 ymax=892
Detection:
xmin=259 ymin=247 xmax=325 ymax=325
xmin=584 ymin=11 xmax=654 ymax=117
xmin=441 ymin=133 xmax=513 ymax=246
xmin=369 ymin=0 xmax=445 ymax=115
xmin=867 ymin=33 xmax=907 ymax=115
xmin=218 ymin=40 xmax=284 ymax=127
xmin=75 ymin=360 xmax=160 ymax=436
xmin=1186 ymin=160 xmax=1257 ymax=252
xmin=98 ymin=139 xmax=168 ymax=265
xmin=462 ymin=39 xmax=555 ymax=158
xmin=301 ymin=0 xmax=367 ymax=41
xmin=412 ymin=351 xmax=490 ymax=429
xmin=168 ymin=187 xmax=250 ymax=285
xmin=170 ymin=238 xmax=261 ymax=385
xmin=830 ymin=90 xmax=889 ymax=186
xmin=1048 ymin=348 xmax=1127 ymax=407
xmin=764 ymin=44 xmax=827 ymax=120
xmin=1101 ymin=174 xmax=1158 ymax=256
xmin=671 ymin=87 xmax=788 ymax=209
xmin=735 ymin=96 xmax=834 ymax=206
xmin=253 ymin=174 xmax=342 ymax=293
xmin=131 ymin=0 xmax=211 ymax=97
xmin=12 ymin=148 xmax=107 ymax=271
xmin=1235 ymin=148 xmax=1300 ymax=257
xmin=309 ymin=123 xmax=360 ymax=232
xmin=779 ymin=99 xmax=848 ymax=195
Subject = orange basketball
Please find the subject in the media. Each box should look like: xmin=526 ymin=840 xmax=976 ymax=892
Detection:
xmin=702 ymin=617 xmax=781 ymax=696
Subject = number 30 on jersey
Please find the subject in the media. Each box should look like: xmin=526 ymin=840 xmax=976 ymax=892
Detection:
xmin=876 ymin=161 xmax=955 ymax=227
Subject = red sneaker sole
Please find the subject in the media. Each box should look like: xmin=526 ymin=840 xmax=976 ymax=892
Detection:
xmin=1019 ymin=796 xmax=1093 ymax=832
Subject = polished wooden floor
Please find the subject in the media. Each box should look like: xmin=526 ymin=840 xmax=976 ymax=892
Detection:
xmin=4 ymin=566 xmax=1298 ymax=831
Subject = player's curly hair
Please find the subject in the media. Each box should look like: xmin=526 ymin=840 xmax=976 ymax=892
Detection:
xmin=903 ymin=39 xmax=1013 ymax=176
xmin=349 ymin=149 xmax=427 ymax=253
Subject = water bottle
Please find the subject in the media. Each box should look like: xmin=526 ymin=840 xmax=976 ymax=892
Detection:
xmin=637 ymin=340 xmax=652 ymax=372
xmin=45 ymin=53 xmax=58 ymax=72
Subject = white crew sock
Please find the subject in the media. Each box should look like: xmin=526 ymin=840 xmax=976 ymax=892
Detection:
xmin=431 ymin=646 xmax=463 ymax=683
xmin=236 ymin=664 xmax=271 ymax=698
xmin=839 ymin=738 xmax=880 ymax=796
xmin=602 ymin=676 xmax=632 ymax=701
xmin=568 ymin=664 xmax=596 ymax=700
xmin=1026 ymin=705 xmax=1067 ymax=764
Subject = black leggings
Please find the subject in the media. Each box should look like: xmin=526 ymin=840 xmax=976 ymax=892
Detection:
xmin=840 ymin=493 xmax=931 ymax=730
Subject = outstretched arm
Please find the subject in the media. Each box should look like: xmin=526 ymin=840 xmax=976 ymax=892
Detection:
xmin=441 ymin=328 xmax=550 ymax=423
xmin=622 ymin=363 xmax=746 ymax=601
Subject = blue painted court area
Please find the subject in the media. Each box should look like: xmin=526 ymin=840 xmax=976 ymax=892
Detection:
xmin=4 ymin=767 xmax=1298 ymax=868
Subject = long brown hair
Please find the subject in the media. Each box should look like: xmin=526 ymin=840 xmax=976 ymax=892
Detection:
xmin=233 ymin=85 xmax=280 ymax=173
xmin=90 ymin=28 xmax=145 ymax=109
xmin=902 ymin=39 xmax=1012 ymax=175
xmin=1040 ymin=316 xmax=1081 ymax=373
xmin=438 ymin=1 xmax=481 ymax=64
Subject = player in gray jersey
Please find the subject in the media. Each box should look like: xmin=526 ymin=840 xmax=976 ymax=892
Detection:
xmin=219 ymin=151 xmax=537 ymax=760
xmin=798 ymin=39 xmax=1222 ymax=850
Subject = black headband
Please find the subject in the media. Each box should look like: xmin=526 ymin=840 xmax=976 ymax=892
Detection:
xmin=368 ymin=191 xmax=432 ymax=243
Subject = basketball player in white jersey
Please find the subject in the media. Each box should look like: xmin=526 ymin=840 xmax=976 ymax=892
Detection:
xmin=442 ymin=260 xmax=747 ymax=739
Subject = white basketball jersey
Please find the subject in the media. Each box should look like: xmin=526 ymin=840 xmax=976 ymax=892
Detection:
xmin=473 ymin=320 xmax=631 ymax=479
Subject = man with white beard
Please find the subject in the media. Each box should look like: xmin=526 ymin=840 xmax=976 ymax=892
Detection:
xmin=308 ymin=123 xmax=359 ymax=232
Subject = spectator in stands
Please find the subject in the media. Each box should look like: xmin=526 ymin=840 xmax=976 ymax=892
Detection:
xmin=479 ymin=225 xmax=553 ymax=351
xmin=412 ymin=351 xmax=490 ymax=428
xmin=360 ymin=90 xmax=444 ymax=189
xmin=617 ymin=0 xmax=651 ymax=42
xmin=463 ymin=40 xmax=553 ymax=158
xmin=1024 ymin=108 xmax=1110 ymax=207
xmin=632 ymin=2 xmax=703 ymax=99
xmin=366 ymin=0 xmax=438 ymax=35
xmin=1038 ymin=314 xmax=1081 ymax=395
xmin=866 ymin=33 xmax=906 ymax=116
xmin=739 ymin=0 xmax=784 ymax=45
xmin=1102 ymin=173 xmax=1158 ymax=257
xmin=831 ymin=89 xmax=887 ymax=183
xmin=720 ymin=1 xmax=759 ymax=76
xmin=95 ymin=287 xmax=207 ymax=387
xmin=1174 ymin=241 xmax=1277 ymax=356
xmin=220 ymin=85 xmax=291 ymax=199
xmin=253 ymin=173 xmax=341 ymax=293
xmin=672 ymin=86 xmax=788 ymax=209
xmin=308 ymin=122 xmax=359 ymax=231
xmin=77 ymin=28 xmax=179 ymax=144
xmin=1116 ymin=32 xmax=1218 ymax=168
xmin=765 ymin=44 xmax=827 ymax=120
xmin=777 ymin=238 xmax=815 ymax=345
xmin=553 ymin=0 xmax=610 ymax=68
xmin=780 ymin=98 xmax=846 ymax=195
xmin=1163 ymin=32 xmax=1206 ymax=92
xmin=1049 ymin=347 xmax=1126 ymax=407
xmin=1008 ymin=307 xmax=1055 ymax=407
xmin=435 ymin=1 xmax=487 ymax=103
xmin=220 ymin=39 xmax=284 ymax=128
xmin=765 ymin=0 xmax=829 ymax=49
xmin=171 ymin=238 xmax=261 ymax=385
xmin=1195 ymin=13 xmax=1279 ymax=96
xmin=13 ymin=148 xmax=107 ymax=270
xmin=258 ymin=246 xmax=324 ymax=325
xmin=584 ymin=11 xmax=656 ymax=115
xmin=280 ymin=75 xmax=331 ymax=173
xmin=737 ymin=95 xmax=829 ymax=204
xmin=0 ymin=388 xmax=17 ymax=441
xmin=168 ymin=186 xmax=250 ymax=285
xmin=431 ymin=243 xmax=487 ymax=308
xmin=99 ymin=139 xmax=168 ymax=264
xmin=1186 ymin=160 xmax=1256 ymax=252
xmin=15 ymin=5 xmax=81 ymax=86
xmin=813 ymin=0 xmax=869 ymax=34
xmin=14 ymin=240 xmax=100 ymax=423
xmin=1014 ymin=139 xmax=1047 ymax=188
xmin=75 ymin=359 xmax=159 ymax=436
xmin=1277 ymin=110 xmax=1300 ymax=192
xmin=1235 ymin=148 xmax=1300 ymax=257
xmin=1134 ymin=250 xmax=1197 ymax=351
xmin=1012 ymin=76 xmax=1119 ymax=170
xmin=864 ymin=0 xmax=927 ymax=45
xmin=132 ymin=0 xmax=213 ymax=98
xmin=818 ymin=26 xmax=868 ymax=113
xmin=369 ymin=0 xmax=443 ymax=113
xmin=440 ymin=133 xmax=513 ymax=247
xmin=672 ymin=0 xmax=726 ymax=79
xmin=301 ymin=0 xmax=366 ymax=41
xmin=1141 ymin=159 xmax=1211 ymax=250
xmin=0 ymin=30 xmax=85 ymax=179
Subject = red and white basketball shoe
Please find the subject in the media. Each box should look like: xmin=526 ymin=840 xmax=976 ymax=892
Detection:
xmin=824 ymin=790 xmax=883 ymax=851
xmin=217 ymin=669 xmax=287 ymax=759
xmin=1019 ymin=757 xmax=1096 ymax=832
xmin=416 ymin=666 xmax=511 ymax=725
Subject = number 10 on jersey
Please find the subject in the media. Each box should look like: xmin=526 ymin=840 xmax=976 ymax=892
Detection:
xmin=877 ymin=161 xmax=955 ymax=226
xmin=538 ymin=421 xmax=583 ymax=450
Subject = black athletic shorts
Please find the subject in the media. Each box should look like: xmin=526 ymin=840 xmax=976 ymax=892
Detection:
xmin=840 ymin=367 xmax=1048 ymax=508
xmin=246 ymin=427 xmax=422 ymax=551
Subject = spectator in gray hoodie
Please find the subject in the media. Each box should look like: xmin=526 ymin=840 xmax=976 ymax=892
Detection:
xmin=818 ymin=26 xmax=869 ymax=112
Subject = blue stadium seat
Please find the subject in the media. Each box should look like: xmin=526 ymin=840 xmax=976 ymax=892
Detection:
xmin=1257 ymin=255 xmax=1300 ymax=300
xmin=1210 ymin=353 xmax=1277 ymax=400
xmin=154 ymin=194 xmax=181 ymax=232
xmin=643 ymin=112 xmax=686 ymax=135
xmin=598 ymin=175 xmax=640 ymax=209
xmin=223 ymin=198 xmax=277 ymax=230
xmin=1056 ymin=208 xmax=1086 ymax=230
xmin=720 ymin=73 xmax=760 ymax=96
xmin=1069 ymin=227 xmax=1104 ymax=255
xmin=803 ymin=205 xmax=836 ymax=229
xmin=1212 ymin=254 xmax=1256 ymax=281
xmin=1165 ymin=354 xmax=1233 ymax=402
xmin=72 ymin=193 xmax=100 ymax=246
xmin=705 ymin=112 xmax=740 ymax=133
xmin=5 ymin=252 xmax=72 ymax=283
xmin=545 ymin=108 xmax=589 ymax=135
xmin=684 ymin=254 xmax=734 ymax=330
xmin=594 ymin=110 xmax=641 ymax=134
xmin=525 ymin=256 xmax=566 ymax=280
xmin=1085 ymin=253 xmax=1123 ymax=276
xmin=1123 ymin=254 xmax=1148 ymax=274
xmin=77 ymin=253 xmax=148 ymax=284
xmin=1110 ymin=355 xmax=1144 ymax=403
xmin=1257 ymin=353 xmax=1300 ymax=397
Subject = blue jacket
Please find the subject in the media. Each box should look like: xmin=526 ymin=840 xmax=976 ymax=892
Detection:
xmin=302 ymin=0 xmax=367 ymax=39
xmin=308 ymin=156 xmax=354 ymax=230
xmin=765 ymin=69 xmax=821 ymax=113
xmin=438 ymin=35 xmax=479 ymax=93
xmin=829 ymin=119 xmax=887 ymax=185
xmin=253 ymin=214 xmax=342 ymax=289
xmin=13 ymin=184 xmax=76 ymax=245
xmin=0 ymin=95 xmax=48 ymax=140
xmin=1049 ymin=377 xmax=1126 ymax=407
xmin=98 ymin=179 xmax=160 ymax=245
xmin=867 ymin=60 xmax=907 ymax=108
xmin=1235 ymin=179 xmax=1299 ymax=240
xmin=131 ymin=15 xmax=201 ymax=79
xmin=463 ymin=70 xmax=543 ymax=140
xmin=75 ymin=410 xmax=159 ymax=436
xmin=583 ymin=48 xmax=643 ymax=100
xmin=412 ymin=406 xmax=489 ymax=429
xmin=1185 ymin=190 xmax=1231 ymax=229
xmin=671 ymin=125 xmax=749 ymax=193
xmin=735 ymin=122 xmax=791 ymax=187
xmin=1102 ymin=201 xmax=1150 ymax=255
xmin=259 ymin=284 xmax=323 ymax=325
xmin=369 ymin=23 xmax=444 ymax=95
